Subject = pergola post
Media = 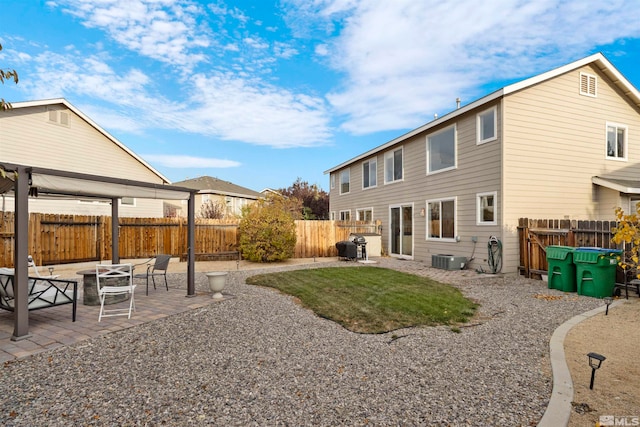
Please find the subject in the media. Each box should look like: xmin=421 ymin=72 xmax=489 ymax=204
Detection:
xmin=111 ymin=197 xmax=119 ymax=263
xmin=187 ymin=193 xmax=196 ymax=296
xmin=12 ymin=166 xmax=31 ymax=340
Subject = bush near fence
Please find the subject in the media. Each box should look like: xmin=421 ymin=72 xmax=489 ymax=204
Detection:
xmin=0 ymin=212 xmax=380 ymax=267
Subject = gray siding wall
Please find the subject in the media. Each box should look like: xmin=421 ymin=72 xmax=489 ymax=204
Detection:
xmin=329 ymin=101 xmax=503 ymax=270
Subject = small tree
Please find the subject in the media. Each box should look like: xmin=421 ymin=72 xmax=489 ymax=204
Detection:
xmin=611 ymin=206 xmax=640 ymax=279
xmin=238 ymin=194 xmax=297 ymax=262
xmin=199 ymin=200 xmax=226 ymax=219
xmin=1 ymin=43 xmax=19 ymax=111
xmin=278 ymin=177 xmax=329 ymax=219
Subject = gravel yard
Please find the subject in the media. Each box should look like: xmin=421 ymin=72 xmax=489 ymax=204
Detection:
xmin=0 ymin=258 xmax=603 ymax=426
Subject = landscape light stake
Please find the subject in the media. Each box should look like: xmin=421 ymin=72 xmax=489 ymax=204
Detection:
xmin=603 ymin=297 xmax=613 ymax=315
xmin=587 ymin=352 xmax=606 ymax=390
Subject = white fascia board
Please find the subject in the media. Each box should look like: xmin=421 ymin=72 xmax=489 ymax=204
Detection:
xmin=592 ymin=176 xmax=640 ymax=194
xmin=10 ymin=98 xmax=172 ymax=184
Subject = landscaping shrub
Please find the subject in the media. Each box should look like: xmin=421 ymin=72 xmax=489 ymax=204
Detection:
xmin=239 ymin=194 xmax=297 ymax=262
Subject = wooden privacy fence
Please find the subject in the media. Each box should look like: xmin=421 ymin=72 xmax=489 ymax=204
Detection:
xmin=518 ymin=218 xmax=620 ymax=278
xmin=0 ymin=212 xmax=380 ymax=267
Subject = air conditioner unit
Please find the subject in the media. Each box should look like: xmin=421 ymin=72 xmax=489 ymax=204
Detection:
xmin=432 ymin=254 xmax=467 ymax=270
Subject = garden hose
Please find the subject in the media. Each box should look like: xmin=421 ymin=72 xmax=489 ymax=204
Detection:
xmin=487 ymin=236 xmax=503 ymax=274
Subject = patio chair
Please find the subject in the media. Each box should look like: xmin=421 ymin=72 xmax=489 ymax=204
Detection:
xmin=134 ymin=254 xmax=171 ymax=295
xmin=27 ymin=255 xmax=60 ymax=279
xmin=96 ymin=263 xmax=136 ymax=321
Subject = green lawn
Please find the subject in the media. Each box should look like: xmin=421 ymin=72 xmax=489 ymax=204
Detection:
xmin=245 ymin=266 xmax=478 ymax=333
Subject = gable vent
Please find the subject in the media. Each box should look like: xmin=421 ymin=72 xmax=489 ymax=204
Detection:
xmin=580 ymin=72 xmax=597 ymax=97
xmin=46 ymin=106 xmax=70 ymax=127
xmin=59 ymin=111 xmax=69 ymax=126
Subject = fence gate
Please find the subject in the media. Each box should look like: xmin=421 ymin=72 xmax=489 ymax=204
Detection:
xmin=518 ymin=218 xmax=618 ymax=278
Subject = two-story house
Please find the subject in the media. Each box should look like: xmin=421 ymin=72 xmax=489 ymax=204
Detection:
xmin=325 ymin=53 xmax=640 ymax=273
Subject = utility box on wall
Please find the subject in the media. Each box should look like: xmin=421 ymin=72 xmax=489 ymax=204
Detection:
xmin=432 ymin=254 xmax=467 ymax=270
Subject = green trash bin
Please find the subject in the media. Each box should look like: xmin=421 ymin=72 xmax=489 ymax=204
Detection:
xmin=574 ymin=247 xmax=623 ymax=298
xmin=546 ymin=245 xmax=576 ymax=292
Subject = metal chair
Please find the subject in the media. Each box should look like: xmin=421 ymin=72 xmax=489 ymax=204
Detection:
xmin=27 ymin=255 xmax=60 ymax=279
xmin=96 ymin=263 xmax=136 ymax=321
xmin=134 ymin=254 xmax=171 ymax=295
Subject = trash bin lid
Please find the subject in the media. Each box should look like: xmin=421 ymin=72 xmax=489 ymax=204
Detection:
xmin=546 ymin=245 xmax=575 ymax=260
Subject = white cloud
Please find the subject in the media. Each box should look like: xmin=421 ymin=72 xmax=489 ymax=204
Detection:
xmin=56 ymin=0 xmax=210 ymax=68
xmin=179 ymin=73 xmax=332 ymax=148
xmin=293 ymin=0 xmax=640 ymax=133
xmin=143 ymin=154 xmax=241 ymax=168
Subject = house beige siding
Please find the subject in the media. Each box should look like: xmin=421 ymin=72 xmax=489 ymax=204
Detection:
xmin=502 ymin=64 xmax=640 ymax=271
xmin=1 ymin=103 xmax=166 ymax=217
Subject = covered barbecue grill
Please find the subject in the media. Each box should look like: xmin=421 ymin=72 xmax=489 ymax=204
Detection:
xmin=336 ymin=240 xmax=357 ymax=260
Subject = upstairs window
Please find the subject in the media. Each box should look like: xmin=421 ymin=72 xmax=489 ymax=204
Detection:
xmin=330 ymin=174 xmax=335 ymax=190
xmin=580 ymin=72 xmax=597 ymax=97
xmin=427 ymin=125 xmax=456 ymax=174
xmin=363 ymin=158 xmax=377 ymax=189
xmin=340 ymin=169 xmax=350 ymax=194
xmin=477 ymin=107 xmax=497 ymax=144
xmin=384 ymin=147 xmax=403 ymax=183
xmin=606 ymin=123 xmax=627 ymax=160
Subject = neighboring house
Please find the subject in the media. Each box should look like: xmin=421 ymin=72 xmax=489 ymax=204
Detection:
xmin=0 ymin=98 xmax=171 ymax=217
xmin=325 ymin=53 xmax=640 ymax=273
xmin=170 ymin=176 xmax=262 ymax=218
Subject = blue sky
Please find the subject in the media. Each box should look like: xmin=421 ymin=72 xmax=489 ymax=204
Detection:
xmin=3 ymin=1 xmax=640 ymax=192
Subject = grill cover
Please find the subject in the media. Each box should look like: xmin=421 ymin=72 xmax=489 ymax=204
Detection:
xmin=336 ymin=240 xmax=357 ymax=259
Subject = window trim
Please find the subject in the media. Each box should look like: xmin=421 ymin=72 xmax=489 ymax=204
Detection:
xmin=426 ymin=197 xmax=456 ymax=241
xmin=330 ymin=211 xmax=336 ymax=220
xmin=339 ymin=210 xmax=351 ymax=221
xmin=356 ymin=207 xmax=373 ymax=221
xmin=384 ymin=146 xmax=404 ymax=185
xmin=339 ymin=169 xmax=350 ymax=195
xmin=330 ymin=174 xmax=335 ymax=190
xmin=476 ymin=191 xmax=497 ymax=226
xmin=476 ymin=106 xmax=497 ymax=145
xmin=426 ymin=124 xmax=457 ymax=175
xmin=605 ymin=122 xmax=628 ymax=161
xmin=362 ymin=158 xmax=377 ymax=189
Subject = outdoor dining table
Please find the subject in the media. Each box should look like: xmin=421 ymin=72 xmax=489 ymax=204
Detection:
xmin=77 ymin=268 xmax=131 ymax=306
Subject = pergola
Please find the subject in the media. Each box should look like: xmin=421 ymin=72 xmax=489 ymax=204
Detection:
xmin=0 ymin=162 xmax=198 ymax=341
